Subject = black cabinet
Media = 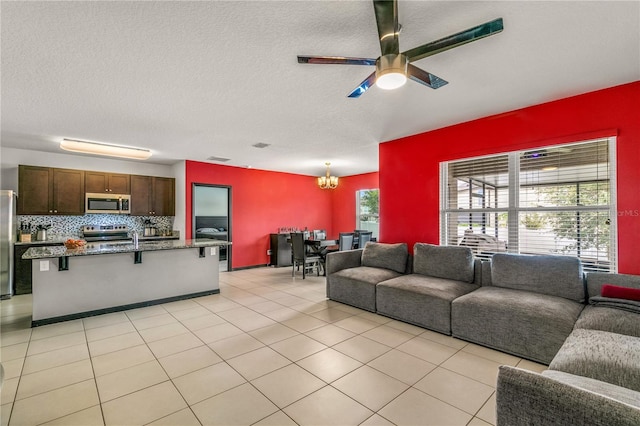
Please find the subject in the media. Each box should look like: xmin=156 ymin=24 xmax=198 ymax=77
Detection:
xmin=14 ymin=242 xmax=63 ymax=294
xmin=269 ymin=234 xmax=292 ymax=267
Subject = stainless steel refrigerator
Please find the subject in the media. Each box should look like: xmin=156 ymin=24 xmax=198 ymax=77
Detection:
xmin=1 ymin=190 xmax=17 ymax=299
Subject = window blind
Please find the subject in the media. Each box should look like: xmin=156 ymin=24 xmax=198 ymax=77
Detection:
xmin=440 ymin=138 xmax=616 ymax=271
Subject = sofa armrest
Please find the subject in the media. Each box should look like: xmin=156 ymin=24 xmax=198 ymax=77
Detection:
xmin=326 ymin=249 xmax=363 ymax=275
xmin=497 ymin=366 xmax=640 ymax=426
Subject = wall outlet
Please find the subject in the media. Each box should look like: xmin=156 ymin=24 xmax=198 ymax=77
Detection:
xmin=39 ymin=260 xmax=49 ymax=271
xmin=210 ymin=247 xmax=216 ymax=256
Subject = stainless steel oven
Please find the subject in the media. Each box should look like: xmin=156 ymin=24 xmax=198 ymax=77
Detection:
xmin=85 ymin=193 xmax=131 ymax=214
xmin=82 ymin=224 xmax=131 ymax=244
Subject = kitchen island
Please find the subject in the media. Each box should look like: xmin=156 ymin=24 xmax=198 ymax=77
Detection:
xmin=23 ymin=239 xmax=230 ymax=326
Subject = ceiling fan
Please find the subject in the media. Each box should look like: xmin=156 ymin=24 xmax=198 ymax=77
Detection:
xmin=297 ymin=0 xmax=503 ymax=98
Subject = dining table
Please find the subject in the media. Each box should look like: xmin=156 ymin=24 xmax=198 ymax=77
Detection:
xmin=304 ymin=238 xmax=338 ymax=275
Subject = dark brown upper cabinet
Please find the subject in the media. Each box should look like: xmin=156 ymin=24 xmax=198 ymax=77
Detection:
xmin=130 ymin=175 xmax=175 ymax=216
xmin=18 ymin=165 xmax=85 ymax=215
xmin=85 ymin=171 xmax=131 ymax=194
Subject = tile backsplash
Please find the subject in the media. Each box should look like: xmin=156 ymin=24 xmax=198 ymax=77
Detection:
xmin=17 ymin=215 xmax=174 ymax=239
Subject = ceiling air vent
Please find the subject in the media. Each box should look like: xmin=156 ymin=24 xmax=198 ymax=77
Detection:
xmin=252 ymin=143 xmax=270 ymax=149
xmin=207 ymin=156 xmax=231 ymax=162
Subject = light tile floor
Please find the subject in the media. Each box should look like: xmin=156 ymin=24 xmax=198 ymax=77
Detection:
xmin=0 ymin=267 xmax=547 ymax=425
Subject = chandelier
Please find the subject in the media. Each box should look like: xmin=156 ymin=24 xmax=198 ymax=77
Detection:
xmin=317 ymin=162 xmax=339 ymax=189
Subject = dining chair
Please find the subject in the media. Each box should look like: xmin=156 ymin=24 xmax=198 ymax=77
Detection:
xmin=290 ymin=232 xmax=320 ymax=279
xmin=338 ymin=232 xmax=355 ymax=251
xmin=356 ymin=231 xmax=373 ymax=248
xmin=312 ymin=229 xmax=326 ymax=240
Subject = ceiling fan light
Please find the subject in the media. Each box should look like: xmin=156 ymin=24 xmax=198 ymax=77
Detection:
xmin=375 ymin=54 xmax=408 ymax=90
xmin=376 ymin=72 xmax=407 ymax=90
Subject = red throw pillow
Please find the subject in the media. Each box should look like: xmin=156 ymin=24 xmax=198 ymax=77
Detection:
xmin=601 ymin=284 xmax=640 ymax=302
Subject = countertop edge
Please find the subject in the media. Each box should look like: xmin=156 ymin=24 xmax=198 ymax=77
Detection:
xmin=23 ymin=239 xmax=231 ymax=260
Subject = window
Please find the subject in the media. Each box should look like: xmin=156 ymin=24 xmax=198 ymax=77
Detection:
xmin=440 ymin=138 xmax=616 ymax=272
xmin=356 ymin=189 xmax=379 ymax=238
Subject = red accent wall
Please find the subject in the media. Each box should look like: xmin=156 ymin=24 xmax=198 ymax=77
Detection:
xmin=185 ymin=161 xmax=379 ymax=269
xmin=380 ymin=81 xmax=640 ymax=274
xmin=330 ymin=172 xmax=379 ymax=237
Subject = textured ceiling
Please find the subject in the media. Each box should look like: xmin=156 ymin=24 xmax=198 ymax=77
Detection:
xmin=2 ymin=1 xmax=638 ymax=177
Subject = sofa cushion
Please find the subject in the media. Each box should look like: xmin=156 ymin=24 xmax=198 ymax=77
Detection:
xmin=413 ymin=243 xmax=474 ymax=283
xmin=361 ymin=243 xmax=408 ymax=274
xmin=549 ymin=329 xmax=640 ymax=392
xmin=491 ymin=253 xmax=584 ymax=302
xmin=601 ymin=284 xmax=640 ymax=302
xmin=585 ymin=272 xmax=640 ymax=299
xmin=497 ymin=366 xmax=640 ymax=426
xmin=451 ymin=286 xmax=584 ymax=364
xmin=377 ymin=274 xmax=479 ymax=334
xmin=327 ymin=266 xmax=402 ymax=312
xmin=575 ymin=305 xmax=640 ymax=338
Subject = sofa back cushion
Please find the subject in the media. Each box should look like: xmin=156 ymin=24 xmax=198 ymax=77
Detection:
xmin=491 ymin=253 xmax=584 ymax=302
xmin=585 ymin=272 xmax=640 ymax=299
xmin=361 ymin=242 xmax=408 ymax=274
xmin=413 ymin=243 xmax=474 ymax=283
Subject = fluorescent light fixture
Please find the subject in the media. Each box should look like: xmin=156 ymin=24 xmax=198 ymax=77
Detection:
xmin=60 ymin=139 xmax=152 ymax=160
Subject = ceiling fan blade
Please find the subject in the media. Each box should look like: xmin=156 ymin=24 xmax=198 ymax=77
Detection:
xmin=373 ymin=0 xmax=400 ymax=56
xmin=297 ymin=56 xmax=377 ymax=66
xmin=407 ymin=64 xmax=448 ymax=89
xmin=347 ymin=72 xmax=377 ymax=98
xmin=403 ymin=17 xmax=504 ymax=63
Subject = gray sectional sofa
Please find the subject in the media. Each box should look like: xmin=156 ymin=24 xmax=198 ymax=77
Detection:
xmin=452 ymin=252 xmax=585 ymax=364
xmin=496 ymin=271 xmax=640 ymax=425
xmin=376 ymin=243 xmax=481 ymax=334
xmin=325 ymin=243 xmax=640 ymax=425
xmin=325 ymin=242 xmax=409 ymax=312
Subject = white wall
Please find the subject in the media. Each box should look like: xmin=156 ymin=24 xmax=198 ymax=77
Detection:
xmin=1 ymin=147 xmax=187 ymax=235
xmin=1 ymin=147 xmax=175 ymax=192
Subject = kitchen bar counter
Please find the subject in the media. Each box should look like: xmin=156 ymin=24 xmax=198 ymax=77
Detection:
xmin=28 ymin=239 xmax=230 ymax=326
xmin=15 ymin=237 xmax=75 ymax=246
xmin=23 ymin=238 xmax=228 ymax=260
xmin=15 ymin=232 xmax=180 ymax=246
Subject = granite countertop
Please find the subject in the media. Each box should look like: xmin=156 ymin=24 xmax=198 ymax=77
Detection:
xmin=15 ymin=238 xmax=75 ymax=246
xmin=16 ymin=234 xmax=180 ymax=246
xmin=23 ymin=239 xmax=231 ymax=260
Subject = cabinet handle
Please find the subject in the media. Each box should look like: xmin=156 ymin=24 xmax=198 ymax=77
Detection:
xmin=54 ymin=210 xmax=58 ymax=213
xmin=49 ymin=210 xmax=53 ymax=213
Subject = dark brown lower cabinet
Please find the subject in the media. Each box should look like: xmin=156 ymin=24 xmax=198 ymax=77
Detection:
xmin=14 ymin=243 xmax=63 ymax=294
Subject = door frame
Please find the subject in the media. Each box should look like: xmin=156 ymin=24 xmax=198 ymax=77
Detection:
xmin=192 ymin=183 xmax=232 ymax=271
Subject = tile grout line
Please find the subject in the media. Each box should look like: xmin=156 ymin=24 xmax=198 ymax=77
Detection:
xmin=82 ymin=319 xmax=108 ymax=426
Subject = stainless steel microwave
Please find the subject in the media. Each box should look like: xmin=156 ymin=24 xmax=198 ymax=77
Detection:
xmin=85 ymin=193 xmax=131 ymax=214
